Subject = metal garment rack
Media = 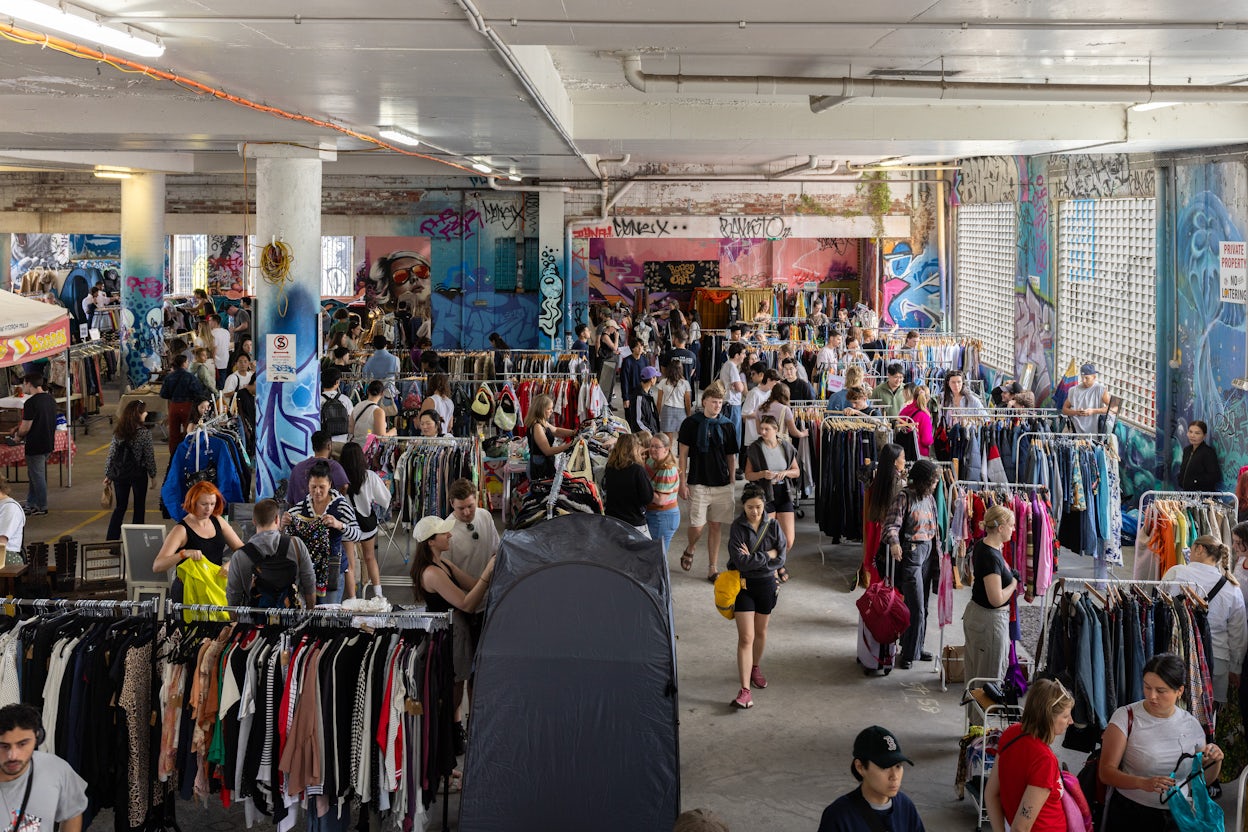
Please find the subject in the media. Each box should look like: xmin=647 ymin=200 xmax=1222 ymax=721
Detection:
xmin=1135 ymin=489 xmax=1240 ymax=579
xmin=372 ymin=435 xmax=480 ymax=565
xmin=1012 ymin=430 xmax=1115 ymax=480
xmin=0 ymin=597 xmax=156 ymax=616
xmin=167 ymin=601 xmax=451 ymax=630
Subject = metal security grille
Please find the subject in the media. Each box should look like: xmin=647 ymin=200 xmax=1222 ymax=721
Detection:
xmin=1057 ymin=197 xmax=1157 ymax=432
xmin=171 ymin=235 xmax=208 ymax=296
xmin=955 ymin=203 xmax=1016 ymax=371
xmin=321 ymin=236 xmax=353 ymax=297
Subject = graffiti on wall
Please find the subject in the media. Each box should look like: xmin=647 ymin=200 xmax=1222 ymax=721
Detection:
xmin=880 ymin=241 xmax=941 ymax=328
xmin=206 ymin=236 xmax=245 ymax=296
xmin=255 ymin=282 xmax=320 ymax=499
xmin=1016 ymin=163 xmax=1056 ymax=402
xmin=954 ymin=156 xmax=1021 ymax=205
xmin=538 ymin=246 xmax=563 ymax=338
xmin=1053 ymin=154 xmax=1157 ymax=200
xmin=11 ymin=234 xmax=71 ymax=291
xmin=569 ymin=238 xmax=590 ymax=330
xmin=121 ymin=275 xmax=164 ymax=387
xmin=1169 ymin=179 xmax=1248 ymax=489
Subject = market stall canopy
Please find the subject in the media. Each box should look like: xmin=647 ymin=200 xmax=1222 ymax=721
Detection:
xmin=460 ymin=513 xmax=680 ymax=832
xmin=0 ymin=290 xmax=71 ymax=368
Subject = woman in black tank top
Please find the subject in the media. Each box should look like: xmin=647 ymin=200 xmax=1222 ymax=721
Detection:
xmin=152 ymin=482 xmax=244 ymax=574
xmin=410 ymin=515 xmax=495 ymax=613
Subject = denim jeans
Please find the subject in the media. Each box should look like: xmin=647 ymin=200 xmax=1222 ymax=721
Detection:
xmin=106 ymin=475 xmax=149 ymax=541
xmin=25 ymin=453 xmax=47 ymax=511
xmin=646 ymin=507 xmax=681 ymax=555
xmin=721 ymin=403 xmax=742 ymax=449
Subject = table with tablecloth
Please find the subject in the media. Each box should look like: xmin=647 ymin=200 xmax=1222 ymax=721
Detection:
xmin=0 ymin=430 xmax=76 ymax=485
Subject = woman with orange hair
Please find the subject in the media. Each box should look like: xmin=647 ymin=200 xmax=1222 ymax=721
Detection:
xmin=152 ymin=480 xmax=244 ymax=576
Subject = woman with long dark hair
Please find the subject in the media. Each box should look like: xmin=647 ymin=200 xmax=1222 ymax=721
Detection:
xmin=103 ymin=399 xmax=158 ymax=541
xmin=410 ymin=515 xmax=495 ymax=611
xmin=880 ymin=459 xmax=942 ymax=669
xmin=861 ymin=443 xmax=906 ymax=588
xmin=339 ymin=441 xmax=392 ymax=598
xmin=603 ymin=433 xmax=654 ymax=536
xmin=488 ymin=332 xmax=511 ymax=376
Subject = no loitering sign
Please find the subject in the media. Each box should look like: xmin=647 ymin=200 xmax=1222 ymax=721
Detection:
xmin=1220 ymin=240 xmax=1246 ymax=305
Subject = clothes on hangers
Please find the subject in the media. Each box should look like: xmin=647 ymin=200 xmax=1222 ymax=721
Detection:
xmin=162 ymin=424 xmax=248 ymax=520
xmin=1019 ymin=437 xmax=1123 ymax=565
xmin=363 ymin=436 xmax=479 ymax=525
xmin=1134 ymin=498 xmax=1237 ymax=581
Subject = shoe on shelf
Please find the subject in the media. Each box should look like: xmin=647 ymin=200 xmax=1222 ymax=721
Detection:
xmin=750 ymin=665 xmax=768 ymax=689
xmin=731 ymin=687 xmax=753 ymax=709
xmin=919 ymin=651 xmax=933 ymax=662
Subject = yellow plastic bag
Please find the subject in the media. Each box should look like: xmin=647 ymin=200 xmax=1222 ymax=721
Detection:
xmin=176 ymin=557 xmax=230 ymax=622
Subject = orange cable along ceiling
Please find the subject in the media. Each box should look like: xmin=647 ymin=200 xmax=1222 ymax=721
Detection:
xmin=0 ymin=21 xmax=487 ymax=176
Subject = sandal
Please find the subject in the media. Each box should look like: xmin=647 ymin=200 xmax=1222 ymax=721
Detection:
xmin=777 ymin=567 xmax=791 ymax=584
xmin=707 ymin=569 xmax=720 ymax=584
xmin=680 ymin=549 xmax=694 ymax=572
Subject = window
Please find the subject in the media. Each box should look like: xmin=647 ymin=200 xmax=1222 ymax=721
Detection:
xmin=171 ymin=234 xmax=208 ymax=296
xmin=245 ymin=235 xmax=355 ymax=297
xmin=1057 ymin=197 xmax=1157 ymax=432
xmin=954 ymin=203 xmax=1016 ymax=371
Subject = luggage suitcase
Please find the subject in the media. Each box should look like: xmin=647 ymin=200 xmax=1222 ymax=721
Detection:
xmin=856 ymin=547 xmax=901 ymax=676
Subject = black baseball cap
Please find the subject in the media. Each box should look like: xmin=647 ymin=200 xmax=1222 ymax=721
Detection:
xmin=853 ymin=726 xmax=914 ymax=768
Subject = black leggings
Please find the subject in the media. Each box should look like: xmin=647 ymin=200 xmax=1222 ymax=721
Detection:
xmin=106 ymin=476 xmax=149 ymax=542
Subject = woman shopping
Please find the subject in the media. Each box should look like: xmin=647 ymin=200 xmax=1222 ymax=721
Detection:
xmin=1162 ymin=534 xmax=1246 ymax=706
xmin=963 ymin=506 xmax=1018 ymax=685
xmin=1177 ymin=420 xmax=1221 ymax=492
xmin=881 ymin=459 xmax=942 ymax=669
xmin=411 ymin=515 xmax=496 ymax=613
xmin=727 ymin=484 xmax=787 ymax=711
xmin=286 ymin=461 xmax=362 ymax=604
xmin=654 ymin=359 xmax=692 ymax=444
xmin=899 ymin=384 xmax=934 ymax=459
xmin=862 ymin=442 xmax=906 ymax=588
xmin=756 ymin=382 xmax=809 ymax=443
xmin=1098 ymin=653 xmax=1225 ymax=832
xmin=152 ymin=482 xmax=244 ymax=603
xmin=645 ymin=432 xmax=681 ymax=556
xmin=339 ymin=441 xmax=393 ymax=599
xmin=524 ymin=393 xmax=576 ymax=480
xmin=350 ymin=379 xmax=397 ymax=440
xmin=984 ymin=679 xmax=1076 ymax=832
xmin=603 ymin=433 xmax=654 ymax=537
xmin=743 ymin=414 xmax=799 ymax=573
xmin=103 ymin=400 xmax=158 ymax=541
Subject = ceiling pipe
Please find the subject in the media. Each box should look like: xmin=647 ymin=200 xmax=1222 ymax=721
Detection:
xmin=768 ymin=155 xmax=818 ymax=178
xmin=596 ymin=153 xmax=631 ymax=178
xmin=623 ymin=55 xmax=1248 ymax=105
xmin=454 ymin=0 xmax=600 ymax=179
xmin=603 ymin=181 xmax=636 ymax=217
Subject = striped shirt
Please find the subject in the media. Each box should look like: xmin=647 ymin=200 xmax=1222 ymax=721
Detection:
xmin=646 ymin=457 xmax=680 ymax=511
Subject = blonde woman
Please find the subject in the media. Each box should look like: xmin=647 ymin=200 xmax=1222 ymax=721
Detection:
xmin=825 ymin=365 xmax=866 ymax=413
xmin=1163 ymin=534 xmax=1246 ymax=705
xmin=964 ymin=505 xmax=1018 ymax=685
xmin=189 ymin=347 xmax=217 ymax=394
xmin=645 ymin=432 xmax=681 ymax=555
xmin=524 ymin=393 xmax=575 ymax=480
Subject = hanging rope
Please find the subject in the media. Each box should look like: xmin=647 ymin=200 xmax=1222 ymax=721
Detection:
xmin=259 ymin=239 xmax=294 ymax=316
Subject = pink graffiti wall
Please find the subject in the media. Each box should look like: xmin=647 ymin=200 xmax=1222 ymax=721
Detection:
xmin=588 ymin=237 xmax=859 ymax=302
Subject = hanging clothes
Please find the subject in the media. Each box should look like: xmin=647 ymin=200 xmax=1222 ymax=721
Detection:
xmin=162 ymin=423 xmax=248 ymax=520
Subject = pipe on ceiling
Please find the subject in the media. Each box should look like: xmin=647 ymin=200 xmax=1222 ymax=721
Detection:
xmin=453 ymin=0 xmax=599 ymax=180
xmin=622 ymin=54 xmax=1248 ymax=106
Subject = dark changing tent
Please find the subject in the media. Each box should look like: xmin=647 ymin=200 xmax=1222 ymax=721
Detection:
xmin=459 ymin=513 xmax=680 ymax=832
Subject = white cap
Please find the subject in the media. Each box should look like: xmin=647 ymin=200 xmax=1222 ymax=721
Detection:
xmin=413 ymin=515 xmax=456 ymax=543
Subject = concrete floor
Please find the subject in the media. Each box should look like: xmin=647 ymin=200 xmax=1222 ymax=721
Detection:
xmin=46 ymin=384 xmax=1240 ymax=831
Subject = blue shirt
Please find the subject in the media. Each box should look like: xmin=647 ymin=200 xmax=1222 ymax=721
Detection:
xmin=362 ymin=348 xmax=400 ymax=381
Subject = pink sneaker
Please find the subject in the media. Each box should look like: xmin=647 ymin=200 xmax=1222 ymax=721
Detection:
xmin=750 ymin=665 xmax=768 ymax=689
xmin=731 ymin=687 xmax=753 ymax=709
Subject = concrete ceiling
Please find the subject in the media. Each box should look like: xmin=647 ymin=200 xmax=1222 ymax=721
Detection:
xmin=0 ymin=0 xmax=1247 ymax=180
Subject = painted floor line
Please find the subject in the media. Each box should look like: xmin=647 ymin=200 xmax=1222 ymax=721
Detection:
xmin=46 ymin=509 xmax=110 ymax=540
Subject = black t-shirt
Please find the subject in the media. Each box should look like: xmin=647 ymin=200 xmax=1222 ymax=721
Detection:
xmin=787 ymin=378 xmax=816 ymax=402
xmin=677 ymin=414 xmax=740 ymax=487
xmin=22 ymin=391 xmax=57 ymax=455
xmin=660 ymin=347 xmax=697 ymax=384
xmin=604 ymin=463 xmax=654 ymax=527
xmin=971 ymin=540 xmax=1014 ymax=609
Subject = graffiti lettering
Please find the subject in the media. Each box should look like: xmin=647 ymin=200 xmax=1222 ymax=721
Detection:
xmin=572 ymin=226 xmax=613 ymax=239
xmin=816 ymin=237 xmax=850 ymax=254
xmin=717 ymin=216 xmax=792 ymax=240
xmin=125 ymin=276 xmax=164 ymax=300
xmin=1056 ymin=154 xmax=1157 ymax=200
xmin=419 ymin=208 xmax=483 ymax=241
xmin=538 ymin=247 xmax=563 ymax=338
xmin=612 ymin=217 xmax=671 ymax=238
xmin=480 ymin=200 xmax=526 ymax=232
xmin=956 ymin=156 xmax=1020 ymax=205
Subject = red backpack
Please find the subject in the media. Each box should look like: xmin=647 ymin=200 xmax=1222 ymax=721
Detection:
xmin=855 ymin=572 xmax=911 ymax=644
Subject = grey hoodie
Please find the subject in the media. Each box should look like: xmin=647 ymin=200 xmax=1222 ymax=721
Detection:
xmin=226 ymin=529 xmax=317 ymax=606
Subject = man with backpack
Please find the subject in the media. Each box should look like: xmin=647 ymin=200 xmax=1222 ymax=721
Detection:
xmin=226 ymin=498 xmax=316 ymax=608
xmin=320 ymin=369 xmax=353 ymax=442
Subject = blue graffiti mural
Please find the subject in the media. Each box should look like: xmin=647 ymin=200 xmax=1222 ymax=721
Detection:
xmin=881 ymin=241 xmax=942 ymax=328
xmin=255 ymin=283 xmax=320 ymax=499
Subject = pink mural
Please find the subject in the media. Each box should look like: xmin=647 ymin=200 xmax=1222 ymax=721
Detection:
xmin=588 ymin=237 xmax=861 ymax=302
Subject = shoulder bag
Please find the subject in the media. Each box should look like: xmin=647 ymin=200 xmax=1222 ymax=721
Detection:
xmin=714 ymin=518 xmax=771 ymax=620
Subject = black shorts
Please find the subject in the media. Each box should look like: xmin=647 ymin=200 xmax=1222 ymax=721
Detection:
xmin=734 ymin=574 xmax=779 ymax=615
xmin=766 ymin=483 xmax=795 ymax=515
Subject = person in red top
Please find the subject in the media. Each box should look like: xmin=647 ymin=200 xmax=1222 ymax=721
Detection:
xmin=985 ymin=678 xmax=1076 ymax=832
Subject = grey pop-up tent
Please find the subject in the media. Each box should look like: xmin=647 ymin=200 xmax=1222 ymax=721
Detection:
xmin=459 ymin=513 xmax=680 ymax=832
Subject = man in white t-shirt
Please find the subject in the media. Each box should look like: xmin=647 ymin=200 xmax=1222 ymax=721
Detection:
xmin=444 ymin=478 xmax=500 ymax=755
xmin=741 ymin=363 xmax=778 ymax=446
xmin=220 ymin=354 xmax=254 ymax=412
xmin=209 ymin=314 xmax=232 ymax=388
xmin=718 ymin=343 xmax=747 ymax=474
xmin=816 ymin=332 xmax=842 ymax=371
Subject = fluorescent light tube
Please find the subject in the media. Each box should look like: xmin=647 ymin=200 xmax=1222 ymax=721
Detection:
xmin=1131 ymin=102 xmax=1178 ymax=112
xmin=0 ymin=0 xmax=165 ymax=57
xmin=472 ymin=162 xmax=492 ymax=174
xmin=377 ymin=126 xmax=420 ymax=147
xmin=507 ymin=174 xmax=522 ymax=182
xmin=93 ymin=170 xmax=131 ymax=180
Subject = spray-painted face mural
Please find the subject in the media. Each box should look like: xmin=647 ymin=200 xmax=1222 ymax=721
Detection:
xmin=359 ymin=250 xmax=431 ymax=314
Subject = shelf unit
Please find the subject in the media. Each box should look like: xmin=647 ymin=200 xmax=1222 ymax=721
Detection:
xmin=961 ymin=676 xmax=1024 ymax=829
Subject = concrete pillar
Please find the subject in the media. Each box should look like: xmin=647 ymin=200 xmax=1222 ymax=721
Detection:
xmin=537 ymin=190 xmax=566 ymax=349
xmin=245 ymin=142 xmax=336 ymax=499
xmin=0 ymin=234 xmax=10 ymax=293
xmin=120 ymin=172 xmax=166 ymax=388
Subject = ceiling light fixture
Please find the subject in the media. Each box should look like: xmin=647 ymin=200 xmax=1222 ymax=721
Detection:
xmin=93 ymin=165 xmax=131 ymax=179
xmin=377 ymin=126 xmax=420 ymax=147
xmin=1131 ymin=101 xmax=1179 ymax=112
xmin=0 ymin=0 xmax=164 ymax=57
xmin=472 ymin=161 xmax=493 ymax=174
xmin=874 ymin=157 xmax=909 ymax=167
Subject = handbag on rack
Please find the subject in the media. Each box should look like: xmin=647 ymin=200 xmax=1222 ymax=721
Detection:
xmin=471 ymin=384 xmax=495 ymax=421
xmin=494 ymin=386 xmax=519 ymax=432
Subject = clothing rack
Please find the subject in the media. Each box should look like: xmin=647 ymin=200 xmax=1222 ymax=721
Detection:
xmin=1013 ymin=430 xmax=1115 ymax=480
xmin=166 ymin=601 xmax=451 ymax=630
xmin=0 ymin=597 xmax=156 ymax=615
xmin=1138 ymin=489 xmax=1239 ymax=516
